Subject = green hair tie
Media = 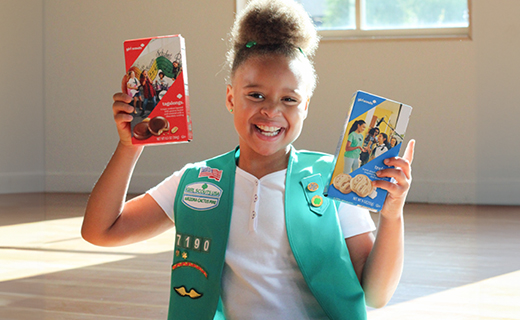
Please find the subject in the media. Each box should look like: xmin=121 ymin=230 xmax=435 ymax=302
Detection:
xmin=298 ymin=47 xmax=306 ymax=57
xmin=245 ymin=41 xmax=257 ymax=48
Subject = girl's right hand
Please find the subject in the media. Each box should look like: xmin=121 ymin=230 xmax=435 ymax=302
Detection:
xmin=112 ymin=92 xmax=135 ymax=147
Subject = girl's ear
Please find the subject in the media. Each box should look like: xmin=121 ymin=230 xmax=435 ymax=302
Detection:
xmin=226 ymin=85 xmax=234 ymax=113
xmin=303 ymin=98 xmax=310 ymax=119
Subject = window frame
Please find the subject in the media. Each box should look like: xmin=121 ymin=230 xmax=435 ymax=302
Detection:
xmin=235 ymin=0 xmax=472 ymax=41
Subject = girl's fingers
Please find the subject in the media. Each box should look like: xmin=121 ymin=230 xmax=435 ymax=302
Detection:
xmin=374 ymin=169 xmax=409 ymax=188
xmin=111 ymin=92 xmax=135 ymax=145
xmin=112 ymin=93 xmax=133 ymax=113
xmin=113 ymin=92 xmax=132 ymax=103
xmin=372 ymin=179 xmax=403 ymax=195
xmin=374 ymin=140 xmax=416 ymax=193
xmin=114 ymin=112 xmax=133 ymax=124
xmin=377 ymin=167 xmax=405 ymax=180
xmin=382 ymin=157 xmax=412 ymax=180
xmin=383 ymin=140 xmax=415 ymax=180
xmin=402 ymin=139 xmax=415 ymax=164
xmin=113 ymin=101 xmax=135 ymax=116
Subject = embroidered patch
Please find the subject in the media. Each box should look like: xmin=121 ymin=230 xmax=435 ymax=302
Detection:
xmin=182 ymin=182 xmax=223 ymax=211
xmin=172 ymin=261 xmax=208 ymax=278
xmin=198 ymin=166 xmax=223 ymax=182
xmin=174 ymin=286 xmax=203 ymax=299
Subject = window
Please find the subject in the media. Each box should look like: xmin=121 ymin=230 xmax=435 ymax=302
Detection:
xmin=235 ymin=0 xmax=471 ymax=40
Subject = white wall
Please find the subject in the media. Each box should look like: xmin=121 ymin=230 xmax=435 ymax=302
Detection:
xmin=1 ymin=0 xmax=519 ymax=205
xmin=43 ymin=0 xmax=236 ymax=193
xmin=0 ymin=0 xmax=45 ymax=193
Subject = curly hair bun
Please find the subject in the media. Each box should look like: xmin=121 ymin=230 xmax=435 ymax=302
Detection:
xmin=231 ymin=0 xmax=319 ymax=58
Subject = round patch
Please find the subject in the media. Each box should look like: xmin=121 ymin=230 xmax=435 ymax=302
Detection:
xmin=311 ymin=195 xmax=323 ymax=207
xmin=307 ymin=182 xmax=319 ymax=192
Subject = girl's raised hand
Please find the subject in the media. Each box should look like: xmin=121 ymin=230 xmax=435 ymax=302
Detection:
xmin=372 ymin=139 xmax=415 ymax=219
xmin=112 ymin=92 xmax=135 ymax=147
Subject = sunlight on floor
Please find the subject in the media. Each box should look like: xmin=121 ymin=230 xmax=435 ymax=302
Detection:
xmin=0 ymin=217 xmax=175 ymax=282
xmin=2 ymin=215 xmax=520 ymax=319
xmin=368 ymin=270 xmax=520 ymax=320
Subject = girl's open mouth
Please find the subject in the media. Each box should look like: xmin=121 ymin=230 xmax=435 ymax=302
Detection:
xmin=255 ymin=124 xmax=282 ymax=137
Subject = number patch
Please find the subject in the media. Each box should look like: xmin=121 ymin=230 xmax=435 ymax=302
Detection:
xmin=176 ymin=233 xmax=211 ymax=253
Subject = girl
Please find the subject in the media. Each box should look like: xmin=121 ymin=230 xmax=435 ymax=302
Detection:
xmin=372 ymin=132 xmax=391 ymax=160
xmin=343 ymin=119 xmax=367 ymax=173
xmin=360 ymin=127 xmax=379 ymax=166
xmin=126 ymin=70 xmax=142 ymax=113
xmin=139 ymin=69 xmax=156 ymax=116
xmin=82 ymin=0 xmax=415 ymax=319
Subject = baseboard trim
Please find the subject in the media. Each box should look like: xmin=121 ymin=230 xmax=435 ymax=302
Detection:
xmin=408 ymin=178 xmax=520 ymax=205
xmin=16 ymin=173 xmax=520 ymax=206
xmin=0 ymin=172 xmax=45 ymax=194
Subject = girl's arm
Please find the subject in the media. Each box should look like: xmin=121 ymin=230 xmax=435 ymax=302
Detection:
xmin=346 ymin=140 xmax=415 ymax=308
xmin=345 ymin=140 xmax=363 ymax=152
xmin=81 ymin=93 xmax=173 ymax=247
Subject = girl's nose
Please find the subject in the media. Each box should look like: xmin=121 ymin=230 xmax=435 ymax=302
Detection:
xmin=260 ymin=101 xmax=281 ymax=118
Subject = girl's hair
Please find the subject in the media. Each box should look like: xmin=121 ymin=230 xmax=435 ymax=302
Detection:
xmin=226 ymin=0 xmax=319 ymax=94
xmin=140 ymin=71 xmax=149 ymax=83
xmin=379 ymin=133 xmax=391 ymax=149
xmin=367 ymin=127 xmax=379 ymax=138
xmin=348 ymin=120 xmax=366 ymax=135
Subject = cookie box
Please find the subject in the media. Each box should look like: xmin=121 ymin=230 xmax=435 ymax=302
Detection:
xmin=123 ymin=34 xmax=192 ymax=145
xmin=324 ymin=91 xmax=412 ymax=211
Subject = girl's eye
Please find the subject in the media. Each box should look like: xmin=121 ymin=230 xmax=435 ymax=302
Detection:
xmin=283 ymin=97 xmax=299 ymax=104
xmin=248 ymin=93 xmax=264 ymax=100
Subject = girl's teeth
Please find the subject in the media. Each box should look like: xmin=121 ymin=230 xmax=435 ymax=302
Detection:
xmin=256 ymin=125 xmax=281 ymax=136
xmin=257 ymin=125 xmax=280 ymax=132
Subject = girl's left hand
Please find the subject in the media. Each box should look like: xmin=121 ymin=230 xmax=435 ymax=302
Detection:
xmin=372 ymin=139 xmax=415 ymax=219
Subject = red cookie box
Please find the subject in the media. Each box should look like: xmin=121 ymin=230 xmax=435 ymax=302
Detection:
xmin=123 ymin=34 xmax=192 ymax=145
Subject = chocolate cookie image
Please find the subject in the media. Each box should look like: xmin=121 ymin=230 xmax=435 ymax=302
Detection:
xmin=133 ymin=121 xmax=152 ymax=140
xmin=333 ymin=173 xmax=352 ymax=194
xmin=350 ymin=174 xmax=374 ymax=198
xmin=148 ymin=116 xmax=170 ymax=136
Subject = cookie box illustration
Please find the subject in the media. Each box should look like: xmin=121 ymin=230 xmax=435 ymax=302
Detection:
xmin=324 ymin=91 xmax=412 ymax=211
xmin=123 ymin=34 xmax=192 ymax=145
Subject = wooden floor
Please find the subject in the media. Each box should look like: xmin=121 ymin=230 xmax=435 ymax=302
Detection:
xmin=0 ymin=193 xmax=519 ymax=319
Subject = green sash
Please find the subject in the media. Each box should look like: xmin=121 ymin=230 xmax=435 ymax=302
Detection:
xmin=168 ymin=148 xmax=366 ymax=320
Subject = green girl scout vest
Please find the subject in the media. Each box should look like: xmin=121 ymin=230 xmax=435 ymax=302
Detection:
xmin=168 ymin=147 xmax=367 ymax=320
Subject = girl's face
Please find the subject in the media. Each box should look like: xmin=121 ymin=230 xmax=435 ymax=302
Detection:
xmin=377 ymin=134 xmax=384 ymax=144
xmin=356 ymin=123 xmax=366 ymax=133
xmin=226 ymin=55 xmax=310 ymax=159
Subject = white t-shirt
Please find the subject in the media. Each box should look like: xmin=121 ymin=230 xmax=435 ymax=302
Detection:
xmin=127 ymin=77 xmax=140 ymax=97
xmin=148 ymin=164 xmax=376 ymax=320
xmin=373 ymin=144 xmax=389 ymax=158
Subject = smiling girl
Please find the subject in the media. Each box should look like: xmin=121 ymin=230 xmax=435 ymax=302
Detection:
xmin=344 ymin=119 xmax=367 ymax=173
xmin=82 ymin=1 xmax=415 ymax=319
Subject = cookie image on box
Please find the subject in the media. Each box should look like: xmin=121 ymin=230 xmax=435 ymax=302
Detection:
xmin=333 ymin=173 xmax=352 ymax=194
xmin=350 ymin=174 xmax=374 ymax=198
